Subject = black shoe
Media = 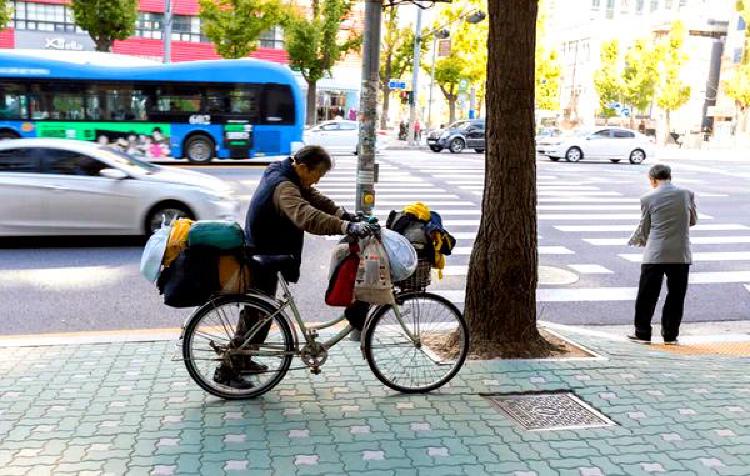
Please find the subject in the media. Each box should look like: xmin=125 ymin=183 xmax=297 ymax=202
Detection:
xmin=627 ymin=335 xmax=651 ymax=344
xmin=235 ymin=359 xmax=268 ymax=374
xmin=213 ymin=366 xmax=255 ymax=389
xmin=663 ymin=339 xmax=679 ymax=346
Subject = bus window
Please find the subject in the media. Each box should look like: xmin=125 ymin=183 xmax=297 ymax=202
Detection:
xmin=156 ymin=84 xmax=201 ymax=114
xmin=229 ymin=89 xmax=257 ymax=116
xmin=263 ymin=85 xmax=294 ymax=124
xmin=0 ymin=83 xmax=28 ymax=120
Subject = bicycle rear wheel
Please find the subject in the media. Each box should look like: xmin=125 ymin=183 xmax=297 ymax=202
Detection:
xmin=182 ymin=294 xmax=294 ymax=400
xmin=363 ymin=292 xmax=469 ymax=393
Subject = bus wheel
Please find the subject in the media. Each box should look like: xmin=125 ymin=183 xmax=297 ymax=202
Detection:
xmin=0 ymin=130 xmax=20 ymax=140
xmin=185 ymin=135 xmax=214 ymax=164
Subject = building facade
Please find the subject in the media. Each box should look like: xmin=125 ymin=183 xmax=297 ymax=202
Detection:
xmin=549 ymin=0 xmax=735 ymax=137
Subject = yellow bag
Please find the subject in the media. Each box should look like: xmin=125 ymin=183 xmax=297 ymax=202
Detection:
xmin=218 ymin=255 xmax=253 ymax=294
xmin=163 ymin=218 xmax=193 ymax=267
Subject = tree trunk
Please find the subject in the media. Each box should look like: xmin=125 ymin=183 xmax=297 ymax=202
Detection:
xmin=448 ymin=98 xmax=456 ymax=124
xmin=463 ymin=0 xmax=554 ymax=357
xmin=94 ymin=37 xmax=113 ymax=52
xmin=381 ymin=54 xmax=393 ymax=130
xmin=306 ymin=79 xmax=317 ymax=126
xmin=664 ymin=109 xmax=671 ymax=145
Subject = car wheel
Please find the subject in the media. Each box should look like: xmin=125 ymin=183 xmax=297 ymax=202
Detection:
xmin=610 ymin=159 xmax=622 ymax=163
xmin=548 ymin=156 xmax=561 ymax=162
xmin=185 ymin=135 xmax=214 ymax=164
xmin=145 ymin=202 xmax=194 ymax=236
xmin=474 ymin=149 xmax=485 ymax=154
xmin=629 ymin=149 xmax=646 ymax=164
xmin=0 ymin=130 xmax=20 ymax=140
xmin=565 ymin=146 xmax=583 ymax=162
xmin=449 ymin=138 xmax=465 ymax=154
xmin=429 ymin=146 xmax=442 ymax=152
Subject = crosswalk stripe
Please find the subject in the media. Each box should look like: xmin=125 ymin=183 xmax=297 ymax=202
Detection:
xmin=539 ymin=214 xmax=643 ymax=220
xmin=538 ymin=198 xmax=639 ymax=203
xmin=323 ymin=194 xmax=460 ymax=200
xmin=585 ymin=236 xmax=750 ymax=246
xmin=435 ymin=272 xmax=750 ymax=303
xmin=450 ymin=245 xmax=572 ymax=256
xmin=567 ymin=264 xmax=614 ymax=274
xmin=558 ymin=224 xmax=747 ymax=232
xmin=620 ymin=251 xmax=750 ymax=263
xmin=538 ymin=205 xmax=638 ymax=211
xmin=537 ymin=191 xmax=622 ymax=196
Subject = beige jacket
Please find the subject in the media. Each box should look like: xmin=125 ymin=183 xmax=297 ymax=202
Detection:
xmin=273 ymin=181 xmax=348 ymax=235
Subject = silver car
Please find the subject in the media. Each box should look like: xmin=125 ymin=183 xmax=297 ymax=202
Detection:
xmin=0 ymin=139 xmax=239 ymax=236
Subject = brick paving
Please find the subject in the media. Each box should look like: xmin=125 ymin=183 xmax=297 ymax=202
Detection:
xmin=0 ymin=328 xmax=749 ymax=475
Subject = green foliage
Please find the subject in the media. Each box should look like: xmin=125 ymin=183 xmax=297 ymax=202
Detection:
xmin=70 ymin=0 xmax=138 ymax=52
xmin=622 ymin=38 xmax=661 ymax=114
xmin=593 ymin=39 xmax=624 ymax=118
xmin=435 ymin=0 xmax=487 ymax=88
xmin=199 ymin=0 xmax=284 ymax=59
xmin=724 ymin=63 xmax=750 ymax=106
xmin=656 ymin=21 xmax=691 ymax=114
xmin=284 ymin=0 xmax=361 ymax=84
xmin=535 ymin=0 xmax=560 ymax=111
xmin=380 ymin=25 xmax=422 ymax=85
xmin=0 ymin=0 xmax=12 ymax=28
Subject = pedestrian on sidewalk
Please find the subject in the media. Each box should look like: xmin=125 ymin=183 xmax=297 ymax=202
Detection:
xmin=414 ymin=119 xmax=422 ymax=142
xmin=627 ymin=164 xmax=697 ymax=345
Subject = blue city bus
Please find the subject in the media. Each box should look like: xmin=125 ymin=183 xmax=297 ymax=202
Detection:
xmin=0 ymin=51 xmax=304 ymax=163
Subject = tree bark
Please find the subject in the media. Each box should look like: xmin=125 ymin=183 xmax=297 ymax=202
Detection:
xmin=306 ymin=79 xmax=317 ymax=126
xmin=463 ymin=0 xmax=554 ymax=357
xmin=664 ymin=109 xmax=671 ymax=145
xmin=95 ymin=37 xmax=113 ymax=52
xmin=381 ymin=53 xmax=393 ymax=130
xmin=448 ymin=98 xmax=456 ymax=124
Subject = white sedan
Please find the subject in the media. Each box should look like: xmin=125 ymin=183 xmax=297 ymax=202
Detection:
xmin=0 ymin=139 xmax=239 ymax=236
xmin=536 ymin=127 xmax=654 ymax=164
xmin=303 ymin=120 xmax=389 ymax=154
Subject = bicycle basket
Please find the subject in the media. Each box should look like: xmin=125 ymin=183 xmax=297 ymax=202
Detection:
xmin=394 ymin=258 xmax=432 ymax=291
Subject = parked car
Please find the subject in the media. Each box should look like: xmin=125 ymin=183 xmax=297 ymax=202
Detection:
xmin=0 ymin=139 xmax=239 ymax=236
xmin=536 ymin=127 xmax=653 ymax=164
xmin=303 ymin=120 xmax=389 ymax=154
xmin=535 ymin=126 xmax=563 ymax=143
xmin=427 ymin=120 xmax=485 ymax=154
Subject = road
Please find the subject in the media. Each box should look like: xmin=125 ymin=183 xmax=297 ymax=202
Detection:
xmin=1 ymin=149 xmax=749 ymax=335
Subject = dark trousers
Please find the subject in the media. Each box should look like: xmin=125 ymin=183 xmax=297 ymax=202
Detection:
xmin=633 ymin=264 xmax=690 ymax=341
xmin=235 ymin=272 xmax=370 ymax=348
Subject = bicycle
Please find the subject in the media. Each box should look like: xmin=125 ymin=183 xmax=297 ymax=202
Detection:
xmin=180 ymin=225 xmax=469 ymax=400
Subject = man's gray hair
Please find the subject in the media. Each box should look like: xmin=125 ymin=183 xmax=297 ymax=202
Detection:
xmin=649 ymin=164 xmax=671 ymax=181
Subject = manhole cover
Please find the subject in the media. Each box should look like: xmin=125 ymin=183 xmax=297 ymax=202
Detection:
xmin=485 ymin=391 xmax=616 ymax=431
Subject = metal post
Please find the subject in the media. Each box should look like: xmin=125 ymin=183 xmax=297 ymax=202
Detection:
xmin=163 ymin=0 xmax=172 ymax=63
xmin=469 ymin=86 xmax=476 ymax=119
xmin=407 ymin=6 xmax=422 ymax=146
xmin=356 ymin=0 xmax=382 ymax=214
xmin=427 ymin=35 xmax=437 ymax=131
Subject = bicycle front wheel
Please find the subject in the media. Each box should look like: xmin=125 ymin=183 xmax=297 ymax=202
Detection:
xmin=182 ymin=294 xmax=294 ymax=400
xmin=363 ymin=292 xmax=469 ymax=393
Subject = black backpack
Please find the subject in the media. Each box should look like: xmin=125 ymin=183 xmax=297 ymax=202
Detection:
xmin=157 ymin=245 xmax=220 ymax=308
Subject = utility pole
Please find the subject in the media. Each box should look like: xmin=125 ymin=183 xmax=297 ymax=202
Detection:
xmin=407 ymin=6 xmax=422 ymax=146
xmin=427 ymin=35 xmax=438 ymax=131
xmin=356 ymin=0 xmax=382 ymax=214
xmin=163 ymin=0 xmax=172 ymax=63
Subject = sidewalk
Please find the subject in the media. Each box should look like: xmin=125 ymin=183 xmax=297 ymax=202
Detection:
xmin=1 ymin=326 xmax=749 ymax=476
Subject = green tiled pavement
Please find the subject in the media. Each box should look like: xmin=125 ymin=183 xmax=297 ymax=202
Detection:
xmin=0 ymin=328 xmax=749 ymax=475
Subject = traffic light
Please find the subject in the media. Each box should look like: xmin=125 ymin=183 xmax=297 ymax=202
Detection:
xmin=400 ymin=91 xmax=413 ymax=105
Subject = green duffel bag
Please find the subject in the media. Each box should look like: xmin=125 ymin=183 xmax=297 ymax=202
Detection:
xmin=187 ymin=220 xmax=245 ymax=250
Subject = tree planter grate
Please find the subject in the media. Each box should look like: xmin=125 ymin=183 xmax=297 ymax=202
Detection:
xmin=484 ymin=391 xmax=616 ymax=431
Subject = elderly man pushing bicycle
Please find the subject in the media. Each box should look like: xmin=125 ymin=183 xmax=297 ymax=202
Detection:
xmin=213 ymin=145 xmax=374 ymax=389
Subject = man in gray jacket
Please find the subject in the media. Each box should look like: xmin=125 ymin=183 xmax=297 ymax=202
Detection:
xmin=628 ymin=164 xmax=697 ymax=345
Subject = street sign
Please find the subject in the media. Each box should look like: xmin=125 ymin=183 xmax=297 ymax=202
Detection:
xmin=621 ymin=108 xmax=630 ymax=117
xmin=438 ymin=39 xmax=451 ymax=57
xmin=388 ymin=80 xmax=407 ymax=90
xmin=458 ymin=79 xmax=468 ymax=94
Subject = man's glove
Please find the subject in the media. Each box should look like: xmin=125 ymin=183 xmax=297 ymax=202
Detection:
xmin=340 ymin=209 xmax=356 ymax=222
xmin=346 ymin=221 xmax=374 ymax=238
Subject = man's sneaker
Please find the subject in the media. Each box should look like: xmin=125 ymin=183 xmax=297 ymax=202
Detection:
xmin=349 ymin=329 xmax=362 ymax=342
xmin=236 ymin=359 xmax=269 ymax=374
xmin=627 ymin=335 xmax=651 ymax=344
xmin=213 ymin=366 xmax=255 ymax=389
xmin=663 ymin=339 xmax=679 ymax=346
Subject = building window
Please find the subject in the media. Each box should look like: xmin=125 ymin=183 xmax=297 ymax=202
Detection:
xmin=10 ymin=1 xmax=83 ymax=33
xmin=739 ymin=16 xmax=747 ymax=31
xmin=665 ymin=0 xmax=673 ymax=8
xmin=171 ymin=15 xmax=206 ymax=43
xmin=592 ymin=0 xmax=601 ymax=9
xmin=605 ymin=0 xmax=615 ymax=19
xmin=621 ymin=0 xmax=631 ymax=13
xmin=135 ymin=12 xmax=163 ymax=40
xmin=259 ymin=26 xmax=284 ymax=50
xmin=636 ymin=0 xmax=645 ymax=13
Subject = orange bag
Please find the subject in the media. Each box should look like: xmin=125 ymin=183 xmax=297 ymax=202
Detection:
xmin=218 ymin=255 xmax=252 ymax=294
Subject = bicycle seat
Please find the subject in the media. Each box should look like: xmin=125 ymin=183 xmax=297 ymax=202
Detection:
xmin=250 ymin=254 xmax=297 ymax=274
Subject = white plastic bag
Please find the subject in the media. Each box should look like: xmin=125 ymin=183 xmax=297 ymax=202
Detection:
xmin=354 ymin=236 xmax=395 ymax=305
xmin=382 ymin=229 xmax=418 ymax=282
xmin=140 ymin=223 xmax=170 ymax=283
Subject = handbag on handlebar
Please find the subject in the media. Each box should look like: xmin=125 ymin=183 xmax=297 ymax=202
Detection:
xmin=354 ymin=236 xmax=396 ymax=306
